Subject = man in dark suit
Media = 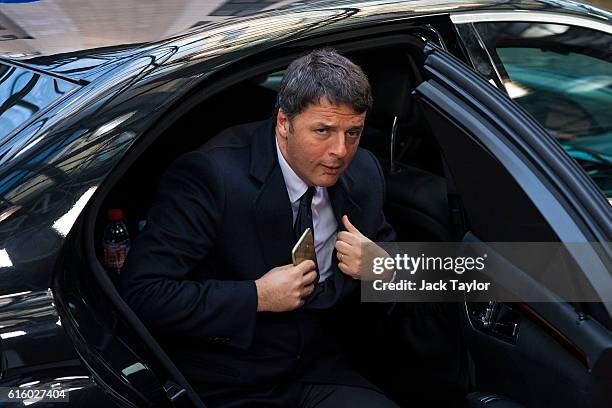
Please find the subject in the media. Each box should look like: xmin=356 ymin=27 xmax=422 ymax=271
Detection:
xmin=119 ymin=49 xmax=398 ymax=407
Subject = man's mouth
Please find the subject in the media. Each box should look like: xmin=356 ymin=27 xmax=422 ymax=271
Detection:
xmin=321 ymin=164 xmax=342 ymax=174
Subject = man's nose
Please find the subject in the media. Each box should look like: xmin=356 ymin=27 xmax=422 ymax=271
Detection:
xmin=329 ymin=133 xmax=347 ymax=158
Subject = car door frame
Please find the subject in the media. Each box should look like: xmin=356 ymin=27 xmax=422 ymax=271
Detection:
xmin=414 ymin=40 xmax=612 ymax=406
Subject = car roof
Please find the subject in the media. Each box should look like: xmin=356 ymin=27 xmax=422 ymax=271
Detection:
xmin=0 ymin=0 xmax=609 ymax=83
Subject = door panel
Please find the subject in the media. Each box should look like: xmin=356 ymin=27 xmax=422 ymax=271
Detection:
xmin=414 ymin=43 xmax=612 ymax=408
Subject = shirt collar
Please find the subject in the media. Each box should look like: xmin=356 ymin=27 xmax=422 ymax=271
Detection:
xmin=275 ymin=136 xmax=310 ymax=204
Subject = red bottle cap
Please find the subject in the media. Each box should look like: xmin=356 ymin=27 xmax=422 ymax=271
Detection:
xmin=107 ymin=208 xmax=123 ymax=221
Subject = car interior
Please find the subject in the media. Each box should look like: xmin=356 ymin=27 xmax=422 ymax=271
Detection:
xmin=91 ymin=37 xmax=473 ymax=407
xmin=78 ymin=27 xmax=611 ymax=408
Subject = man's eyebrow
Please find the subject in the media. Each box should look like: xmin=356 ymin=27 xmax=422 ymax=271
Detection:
xmin=311 ymin=123 xmax=364 ymax=131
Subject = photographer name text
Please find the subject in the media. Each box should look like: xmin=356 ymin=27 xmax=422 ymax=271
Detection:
xmin=372 ymin=279 xmax=491 ymax=292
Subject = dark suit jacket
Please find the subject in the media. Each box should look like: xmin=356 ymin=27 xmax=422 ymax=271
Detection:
xmin=119 ymin=119 xmax=396 ymax=398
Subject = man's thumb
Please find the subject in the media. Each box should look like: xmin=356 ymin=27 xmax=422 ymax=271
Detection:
xmin=342 ymin=215 xmax=359 ymax=234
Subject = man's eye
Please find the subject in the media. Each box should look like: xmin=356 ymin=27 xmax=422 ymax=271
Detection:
xmin=315 ymin=128 xmax=328 ymax=134
xmin=347 ymin=131 xmax=360 ymax=139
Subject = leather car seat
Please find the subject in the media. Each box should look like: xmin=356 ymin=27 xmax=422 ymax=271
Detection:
xmin=385 ymin=164 xmax=452 ymax=241
xmin=358 ymin=52 xmax=452 ymax=241
xmin=359 ymin=52 xmax=422 ymax=166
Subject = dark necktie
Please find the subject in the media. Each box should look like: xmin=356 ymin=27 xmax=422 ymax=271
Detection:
xmin=294 ymin=186 xmax=316 ymax=241
xmin=294 ymin=186 xmax=320 ymax=304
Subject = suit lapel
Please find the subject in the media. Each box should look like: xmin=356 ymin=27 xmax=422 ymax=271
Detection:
xmin=250 ymin=120 xmax=295 ymax=270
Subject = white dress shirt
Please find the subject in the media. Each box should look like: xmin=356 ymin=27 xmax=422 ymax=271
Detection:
xmin=275 ymin=137 xmax=337 ymax=282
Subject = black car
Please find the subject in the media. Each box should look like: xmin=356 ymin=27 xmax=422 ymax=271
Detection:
xmin=0 ymin=0 xmax=610 ymax=407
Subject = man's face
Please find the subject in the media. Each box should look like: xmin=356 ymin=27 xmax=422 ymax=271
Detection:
xmin=276 ymin=98 xmax=366 ymax=187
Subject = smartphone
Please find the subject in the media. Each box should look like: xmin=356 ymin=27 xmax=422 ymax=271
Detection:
xmin=292 ymin=228 xmax=318 ymax=269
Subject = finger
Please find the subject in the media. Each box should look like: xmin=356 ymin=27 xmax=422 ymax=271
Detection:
xmin=302 ymin=270 xmax=318 ymax=285
xmin=279 ymin=263 xmax=295 ymax=269
xmin=296 ymin=298 xmax=305 ymax=309
xmin=337 ymin=231 xmax=358 ymax=246
xmin=302 ymin=284 xmax=315 ymax=297
xmin=340 ymin=263 xmax=358 ymax=279
xmin=296 ymin=259 xmax=316 ymax=273
xmin=336 ymin=250 xmax=351 ymax=265
xmin=335 ymin=240 xmax=353 ymax=255
xmin=337 ymin=262 xmax=352 ymax=277
xmin=342 ymin=215 xmax=360 ymax=235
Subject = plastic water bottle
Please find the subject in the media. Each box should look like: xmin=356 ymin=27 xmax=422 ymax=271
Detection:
xmin=103 ymin=208 xmax=130 ymax=277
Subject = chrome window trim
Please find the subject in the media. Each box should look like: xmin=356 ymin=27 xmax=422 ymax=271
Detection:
xmin=450 ymin=11 xmax=612 ymax=35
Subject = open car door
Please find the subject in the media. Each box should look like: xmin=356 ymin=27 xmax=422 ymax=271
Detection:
xmin=413 ymin=43 xmax=612 ymax=408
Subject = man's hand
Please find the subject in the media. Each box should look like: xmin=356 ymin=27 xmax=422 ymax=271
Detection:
xmin=255 ymin=260 xmax=317 ymax=312
xmin=335 ymin=215 xmax=392 ymax=281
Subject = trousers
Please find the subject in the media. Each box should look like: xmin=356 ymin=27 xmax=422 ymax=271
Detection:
xmin=200 ymin=370 xmax=400 ymax=408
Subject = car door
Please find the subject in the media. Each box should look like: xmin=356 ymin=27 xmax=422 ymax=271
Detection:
xmin=452 ymin=12 xmax=612 ymax=202
xmin=413 ymin=42 xmax=612 ymax=408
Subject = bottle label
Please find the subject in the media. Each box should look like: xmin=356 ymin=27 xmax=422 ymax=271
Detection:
xmin=104 ymin=242 xmax=130 ymax=271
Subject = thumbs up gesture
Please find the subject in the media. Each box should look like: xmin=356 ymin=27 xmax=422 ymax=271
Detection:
xmin=335 ymin=215 xmax=389 ymax=280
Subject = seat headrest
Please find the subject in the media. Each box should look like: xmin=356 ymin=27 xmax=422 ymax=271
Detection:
xmin=365 ymin=53 xmax=419 ymax=122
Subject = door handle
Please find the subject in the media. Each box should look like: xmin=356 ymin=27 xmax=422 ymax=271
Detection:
xmin=465 ymin=301 xmax=520 ymax=343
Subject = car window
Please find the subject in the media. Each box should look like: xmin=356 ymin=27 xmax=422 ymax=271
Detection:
xmin=260 ymin=70 xmax=283 ymax=92
xmin=0 ymin=63 xmax=78 ymax=142
xmin=473 ymin=22 xmax=612 ymax=198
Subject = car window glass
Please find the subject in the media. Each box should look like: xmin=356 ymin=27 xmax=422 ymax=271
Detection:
xmin=474 ymin=22 xmax=612 ymax=198
xmin=0 ymin=63 xmax=77 ymax=142
xmin=260 ymin=70 xmax=283 ymax=92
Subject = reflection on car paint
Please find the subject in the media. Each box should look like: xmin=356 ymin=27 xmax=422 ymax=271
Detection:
xmin=0 ymin=289 xmax=78 ymax=378
xmin=0 ymin=64 xmax=77 ymax=143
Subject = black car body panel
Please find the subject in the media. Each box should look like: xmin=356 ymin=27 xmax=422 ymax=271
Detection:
xmin=0 ymin=289 xmax=120 ymax=406
xmin=1 ymin=0 xmax=610 ymax=80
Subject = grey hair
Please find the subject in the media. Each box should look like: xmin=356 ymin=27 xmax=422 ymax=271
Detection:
xmin=276 ymin=48 xmax=372 ymax=123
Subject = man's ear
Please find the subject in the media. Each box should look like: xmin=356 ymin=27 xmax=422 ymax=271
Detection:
xmin=276 ymin=108 xmax=290 ymax=139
